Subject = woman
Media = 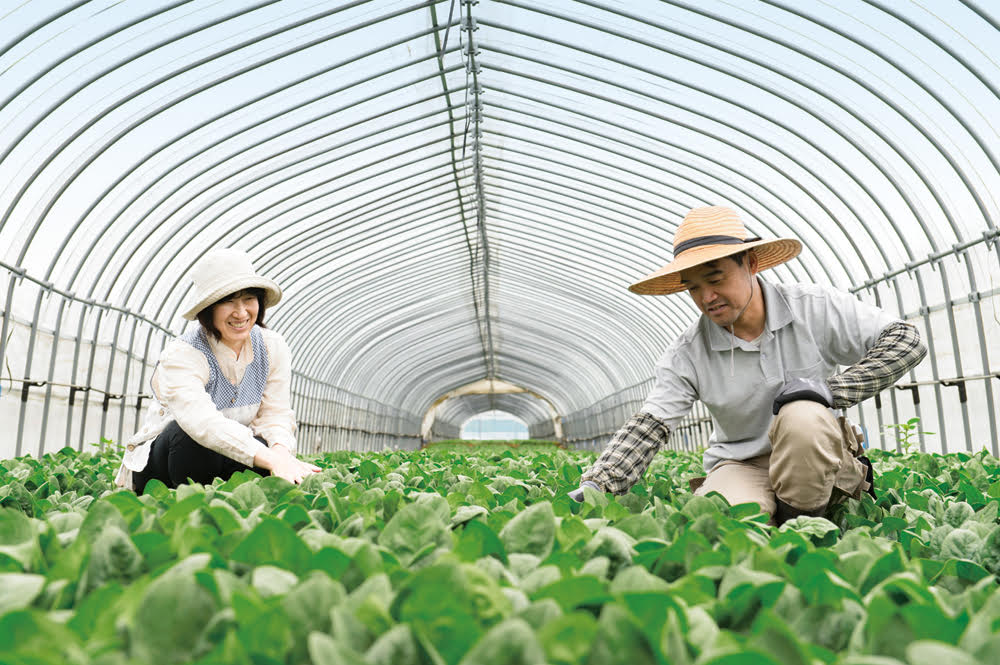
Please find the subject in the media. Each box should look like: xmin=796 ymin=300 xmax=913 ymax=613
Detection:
xmin=116 ymin=248 xmax=320 ymax=493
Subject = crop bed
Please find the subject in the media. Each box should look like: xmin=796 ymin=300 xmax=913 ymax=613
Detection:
xmin=1 ymin=442 xmax=999 ymax=665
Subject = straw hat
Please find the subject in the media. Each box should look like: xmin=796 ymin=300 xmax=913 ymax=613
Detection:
xmin=181 ymin=248 xmax=282 ymax=320
xmin=629 ymin=206 xmax=801 ymax=295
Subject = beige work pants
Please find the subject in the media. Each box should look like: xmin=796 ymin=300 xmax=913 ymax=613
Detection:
xmin=692 ymin=401 xmax=870 ymax=518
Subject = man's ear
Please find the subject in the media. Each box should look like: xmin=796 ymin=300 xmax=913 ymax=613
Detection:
xmin=747 ymin=249 xmax=760 ymax=275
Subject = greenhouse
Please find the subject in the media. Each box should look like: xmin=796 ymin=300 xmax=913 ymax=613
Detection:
xmin=1 ymin=1 xmax=999 ymax=664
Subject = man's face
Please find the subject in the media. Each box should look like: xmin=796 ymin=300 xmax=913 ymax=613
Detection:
xmin=679 ymin=255 xmax=756 ymax=328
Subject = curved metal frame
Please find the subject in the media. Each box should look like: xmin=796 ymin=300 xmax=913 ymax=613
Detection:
xmin=1 ymin=1 xmax=998 ymax=459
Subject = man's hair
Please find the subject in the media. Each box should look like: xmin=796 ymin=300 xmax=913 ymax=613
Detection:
xmin=196 ymin=288 xmax=267 ymax=340
xmin=730 ymin=248 xmax=756 ymax=267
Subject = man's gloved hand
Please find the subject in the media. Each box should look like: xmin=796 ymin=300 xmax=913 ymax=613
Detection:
xmin=772 ymin=377 xmax=833 ymax=415
xmin=569 ymin=480 xmax=600 ymax=502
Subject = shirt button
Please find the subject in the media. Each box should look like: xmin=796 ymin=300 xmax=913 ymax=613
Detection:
xmin=126 ymin=444 xmax=136 ymax=451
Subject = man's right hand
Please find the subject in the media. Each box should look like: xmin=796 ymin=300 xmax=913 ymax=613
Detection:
xmin=569 ymin=480 xmax=601 ymax=502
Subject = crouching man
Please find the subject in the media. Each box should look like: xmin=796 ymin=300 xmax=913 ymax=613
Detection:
xmin=571 ymin=206 xmax=926 ymax=525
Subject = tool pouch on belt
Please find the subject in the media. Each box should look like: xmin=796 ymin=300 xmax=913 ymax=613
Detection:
xmin=832 ymin=416 xmax=875 ymax=501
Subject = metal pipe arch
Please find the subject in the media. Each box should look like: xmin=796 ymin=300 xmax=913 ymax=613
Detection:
xmin=0 ymin=1 xmax=93 ymax=62
xmin=130 ymin=120 xmax=466 ymax=320
xmin=53 ymin=53 xmax=466 ymax=290
xmin=5 ymin=0 xmax=354 ymax=258
xmin=762 ymin=0 xmax=998 ymax=233
xmin=478 ymin=44 xmax=892 ymax=278
xmin=284 ymin=210 xmax=681 ymax=401
xmin=103 ymin=108 xmax=465 ymax=309
xmin=480 ymin=113 xmax=846 ymax=286
xmin=497 ymin=0 xmax=969 ymax=252
xmin=256 ymin=174 xmax=472 ymax=290
xmin=479 ymin=89 xmax=825 ymax=284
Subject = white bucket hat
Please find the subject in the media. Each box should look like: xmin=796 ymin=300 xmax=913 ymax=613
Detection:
xmin=181 ymin=248 xmax=282 ymax=321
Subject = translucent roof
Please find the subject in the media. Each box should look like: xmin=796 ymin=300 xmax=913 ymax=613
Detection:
xmin=1 ymin=0 xmax=998 ymax=451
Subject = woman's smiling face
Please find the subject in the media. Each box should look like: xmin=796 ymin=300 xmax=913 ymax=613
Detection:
xmin=212 ymin=290 xmax=260 ymax=352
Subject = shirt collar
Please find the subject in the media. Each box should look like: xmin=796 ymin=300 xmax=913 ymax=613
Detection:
xmin=206 ymin=329 xmax=253 ymax=363
xmin=705 ymin=277 xmax=794 ymax=351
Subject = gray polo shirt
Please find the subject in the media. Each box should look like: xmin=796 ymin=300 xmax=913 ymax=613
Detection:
xmin=641 ymin=278 xmax=899 ymax=471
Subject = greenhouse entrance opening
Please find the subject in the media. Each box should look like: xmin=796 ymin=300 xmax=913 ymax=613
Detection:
xmin=460 ymin=411 xmax=529 ymax=441
xmin=421 ymin=378 xmax=563 ymax=443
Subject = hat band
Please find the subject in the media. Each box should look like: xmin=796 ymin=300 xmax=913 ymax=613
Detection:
xmin=673 ymin=234 xmax=762 ymax=256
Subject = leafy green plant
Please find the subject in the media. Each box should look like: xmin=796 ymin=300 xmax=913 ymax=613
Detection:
xmin=885 ymin=416 xmax=935 ymax=454
xmin=0 ymin=440 xmax=997 ymax=665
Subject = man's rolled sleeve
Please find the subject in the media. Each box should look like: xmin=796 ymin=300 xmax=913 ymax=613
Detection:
xmin=827 ymin=321 xmax=927 ymax=408
xmin=581 ymin=412 xmax=672 ymax=495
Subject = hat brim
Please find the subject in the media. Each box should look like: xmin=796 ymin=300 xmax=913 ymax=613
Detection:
xmin=629 ymin=238 xmax=801 ymax=295
xmin=181 ymin=277 xmax=282 ymax=320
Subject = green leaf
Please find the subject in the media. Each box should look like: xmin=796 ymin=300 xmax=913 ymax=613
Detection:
xmin=612 ymin=514 xmax=664 ymax=541
xmin=66 ymin=581 xmax=128 ymax=643
xmin=451 ymin=505 xmax=489 ymax=528
xmin=455 ymin=519 xmax=508 ymax=564
xmin=943 ymin=502 xmax=975 ymax=528
xmin=281 ymin=570 xmax=345 ymax=633
xmin=77 ymin=525 xmax=143 ymax=600
xmin=498 ymin=502 xmax=556 ymax=559
xmin=746 ymin=611 xmax=812 ymax=665
xmin=458 ymin=618 xmax=547 ymax=665
xmin=366 ymin=624 xmax=421 ymax=665
xmin=538 ymin=611 xmax=599 ymax=665
xmin=391 ymin=563 xmax=510 ymax=665
xmin=238 ymin=603 xmax=294 ymax=663
xmin=905 ymin=640 xmax=982 ymax=665
xmin=129 ymin=557 xmax=218 ymax=665
xmin=308 ymin=631 xmax=369 ymax=665
xmin=251 ymin=565 xmax=298 ymax=597
xmin=779 ymin=516 xmax=839 ymax=547
xmin=940 ymin=528 xmax=982 ymax=561
xmin=0 ymin=609 xmax=87 ymax=663
xmin=581 ymin=528 xmax=636 ymax=578
xmin=0 ymin=573 xmax=45 ymax=613
xmin=532 ymin=576 xmax=611 ymax=612
xmin=0 ymin=507 xmax=42 ymax=571
xmin=609 ymin=566 xmax=670 ymax=594
xmin=377 ymin=501 xmax=450 ymax=565
xmin=230 ymin=515 xmax=312 ymax=574
xmin=585 ymin=604 xmax=658 ymax=665
xmin=357 ymin=459 xmax=381 ymax=480
xmin=696 ymin=652 xmax=782 ymax=665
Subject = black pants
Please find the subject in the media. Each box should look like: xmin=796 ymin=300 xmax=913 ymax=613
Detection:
xmin=133 ymin=420 xmax=269 ymax=494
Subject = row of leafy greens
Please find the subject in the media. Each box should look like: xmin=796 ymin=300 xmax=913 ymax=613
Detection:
xmin=1 ymin=442 xmax=999 ymax=665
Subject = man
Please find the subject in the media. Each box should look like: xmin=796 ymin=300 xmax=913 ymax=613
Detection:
xmin=570 ymin=206 xmax=926 ymax=524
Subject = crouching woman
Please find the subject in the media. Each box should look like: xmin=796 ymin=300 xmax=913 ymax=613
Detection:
xmin=115 ymin=248 xmax=320 ymax=494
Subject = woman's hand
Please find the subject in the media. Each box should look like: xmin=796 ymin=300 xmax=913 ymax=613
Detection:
xmin=254 ymin=445 xmax=321 ymax=484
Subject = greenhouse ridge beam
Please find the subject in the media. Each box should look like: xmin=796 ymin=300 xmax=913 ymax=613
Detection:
xmin=430 ymin=0 xmax=494 ymax=390
xmin=462 ymin=0 xmax=498 ymax=382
